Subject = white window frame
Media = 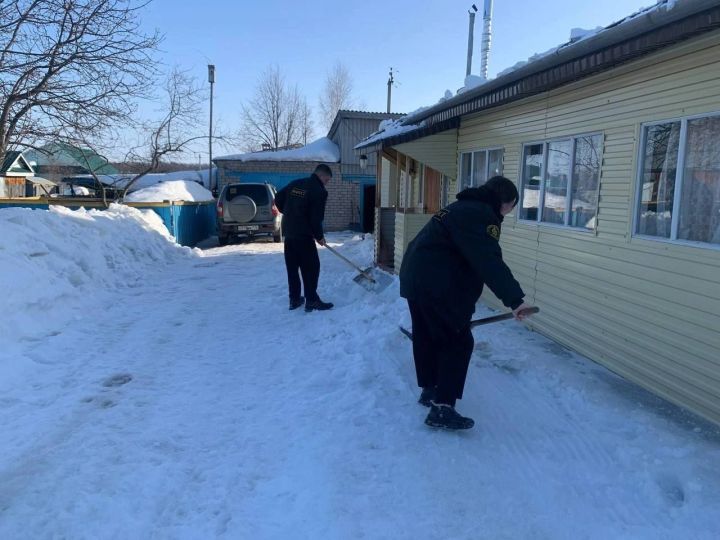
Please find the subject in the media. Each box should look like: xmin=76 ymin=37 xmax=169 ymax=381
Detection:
xmin=518 ymin=132 xmax=604 ymax=231
xmin=457 ymin=146 xmax=504 ymax=192
xmin=632 ymin=111 xmax=720 ymax=251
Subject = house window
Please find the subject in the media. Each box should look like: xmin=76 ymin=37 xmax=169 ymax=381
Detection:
xmin=459 ymin=148 xmax=504 ymax=190
xmin=519 ymin=134 xmax=603 ymax=229
xmin=635 ymin=114 xmax=720 ymax=245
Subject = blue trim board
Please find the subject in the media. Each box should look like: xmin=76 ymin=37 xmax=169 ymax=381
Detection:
xmin=224 ymin=171 xmax=301 ymax=190
xmin=343 ymin=174 xmax=376 ymax=185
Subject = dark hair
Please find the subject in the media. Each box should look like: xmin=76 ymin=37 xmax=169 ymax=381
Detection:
xmin=484 ymin=176 xmax=519 ymax=208
xmin=314 ymin=164 xmax=333 ymax=177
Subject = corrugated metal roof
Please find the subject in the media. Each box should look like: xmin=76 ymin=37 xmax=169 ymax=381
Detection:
xmin=327 ymin=110 xmax=404 ymax=140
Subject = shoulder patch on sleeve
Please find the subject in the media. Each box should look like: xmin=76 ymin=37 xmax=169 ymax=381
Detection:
xmin=487 ymin=224 xmax=500 ymax=240
xmin=432 ymin=209 xmax=449 ymax=222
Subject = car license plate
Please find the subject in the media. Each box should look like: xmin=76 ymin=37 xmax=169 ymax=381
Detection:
xmin=238 ymin=225 xmax=259 ymax=231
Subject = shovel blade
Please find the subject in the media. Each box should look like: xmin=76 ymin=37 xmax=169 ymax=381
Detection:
xmin=352 ymin=267 xmax=393 ymax=292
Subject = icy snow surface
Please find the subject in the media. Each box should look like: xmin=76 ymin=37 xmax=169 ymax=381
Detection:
xmin=216 ymin=137 xmax=340 ymax=163
xmin=1 ymin=218 xmax=720 ymax=538
xmin=124 ymin=180 xmax=214 ymax=203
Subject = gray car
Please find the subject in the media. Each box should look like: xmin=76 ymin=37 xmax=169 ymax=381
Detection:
xmin=216 ymin=183 xmax=282 ymax=245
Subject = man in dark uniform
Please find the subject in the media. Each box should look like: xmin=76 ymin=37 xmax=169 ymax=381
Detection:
xmin=274 ymin=164 xmax=334 ymax=312
xmin=400 ymin=176 xmax=535 ymax=430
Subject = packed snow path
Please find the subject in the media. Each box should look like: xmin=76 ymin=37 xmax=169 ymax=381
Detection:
xmin=2 ymin=233 xmax=720 ymax=539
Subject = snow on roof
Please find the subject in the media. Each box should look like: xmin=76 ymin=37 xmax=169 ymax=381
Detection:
xmin=355 ymin=0 xmax=687 ymax=150
xmin=495 ymin=0 xmax=682 ymax=78
xmin=215 ymin=137 xmax=340 ymax=163
xmin=124 ymin=180 xmax=214 ymax=203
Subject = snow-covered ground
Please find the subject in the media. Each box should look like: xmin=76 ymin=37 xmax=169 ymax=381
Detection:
xmin=2 ymin=211 xmax=720 ymax=539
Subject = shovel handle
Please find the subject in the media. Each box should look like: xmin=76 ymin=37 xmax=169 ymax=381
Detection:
xmin=324 ymin=245 xmax=375 ymax=282
xmin=470 ymin=306 xmax=539 ymax=328
xmin=400 ymin=307 xmax=539 ymax=341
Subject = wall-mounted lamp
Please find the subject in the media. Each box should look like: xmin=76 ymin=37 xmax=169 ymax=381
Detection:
xmin=359 ymin=154 xmax=368 ymax=171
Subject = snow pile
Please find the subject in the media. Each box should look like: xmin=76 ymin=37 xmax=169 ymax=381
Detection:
xmin=64 ymin=169 xmax=215 ymax=192
xmin=128 ymin=169 xmax=214 ymax=190
xmin=356 ymin=107 xmax=433 ymax=149
xmin=124 ymin=180 xmax=214 ymax=203
xmin=457 ymin=74 xmax=489 ymax=94
xmin=0 ymin=204 xmax=193 ymax=352
xmin=216 ymin=137 xmax=340 ymax=163
xmin=438 ymin=89 xmax=454 ymax=103
xmin=570 ymin=26 xmax=604 ymax=42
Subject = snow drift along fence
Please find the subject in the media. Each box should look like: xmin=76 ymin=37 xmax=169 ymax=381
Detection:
xmin=0 ymin=198 xmax=216 ymax=247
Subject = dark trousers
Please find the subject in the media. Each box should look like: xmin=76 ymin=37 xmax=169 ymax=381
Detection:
xmin=284 ymin=237 xmax=320 ymax=302
xmin=408 ymin=300 xmax=474 ymax=407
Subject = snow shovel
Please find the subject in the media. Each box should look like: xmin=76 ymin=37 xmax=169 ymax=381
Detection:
xmin=324 ymin=244 xmax=379 ymax=291
xmin=399 ymin=306 xmax=540 ymax=340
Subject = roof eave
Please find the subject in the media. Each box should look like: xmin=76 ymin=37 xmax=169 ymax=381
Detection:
xmin=354 ymin=117 xmax=460 ymax=154
xmin=407 ymin=0 xmax=720 ymax=126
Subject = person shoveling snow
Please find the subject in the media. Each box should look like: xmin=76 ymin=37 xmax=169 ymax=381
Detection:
xmin=400 ymin=176 xmax=536 ymax=430
xmin=274 ymin=164 xmax=335 ymax=312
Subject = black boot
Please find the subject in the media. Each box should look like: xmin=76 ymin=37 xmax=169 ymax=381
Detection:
xmin=425 ymin=403 xmax=474 ymax=430
xmin=418 ymin=386 xmax=436 ymax=407
xmin=289 ymin=297 xmax=305 ymax=310
xmin=305 ymin=298 xmax=334 ymax=312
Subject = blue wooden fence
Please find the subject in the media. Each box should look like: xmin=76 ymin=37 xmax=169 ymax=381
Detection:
xmin=0 ymin=198 xmax=216 ymax=247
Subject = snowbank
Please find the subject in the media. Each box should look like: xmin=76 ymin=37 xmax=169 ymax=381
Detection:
xmin=0 ymin=204 xmax=193 ymax=350
xmin=216 ymin=137 xmax=340 ymax=163
xmin=124 ymin=180 xmax=214 ymax=203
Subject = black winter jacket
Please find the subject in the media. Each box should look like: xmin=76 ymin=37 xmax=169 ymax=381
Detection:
xmin=399 ymin=186 xmax=525 ymax=330
xmin=275 ymin=174 xmax=328 ymax=241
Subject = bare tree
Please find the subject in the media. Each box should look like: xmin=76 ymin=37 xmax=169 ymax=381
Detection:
xmin=120 ymin=68 xmax=209 ymax=198
xmin=240 ymin=65 xmax=309 ymax=152
xmin=0 ymin=0 xmax=161 ymax=157
xmin=62 ymin=68 xmax=209 ymax=204
xmin=299 ymin=97 xmax=314 ymax=146
xmin=318 ymin=61 xmax=355 ymax=131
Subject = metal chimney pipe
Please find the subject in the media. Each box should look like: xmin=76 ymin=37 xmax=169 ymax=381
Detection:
xmin=466 ymin=4 xmax=478 ymax=77
xmin=479 ymin=0 xmax=493 ymax=79
xmin=386 ymin=67 xmax=394 ymax=113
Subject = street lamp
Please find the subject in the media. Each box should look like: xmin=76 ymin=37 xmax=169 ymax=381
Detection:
xmin=208 ymin=64 xmax=215 ymax=194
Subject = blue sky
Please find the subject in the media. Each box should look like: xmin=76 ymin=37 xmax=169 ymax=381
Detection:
xmin=139 ymin=0 xmax=654 ymax=156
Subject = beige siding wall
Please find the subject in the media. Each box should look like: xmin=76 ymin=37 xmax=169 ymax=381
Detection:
xmin=457 ymin=31 xmax=720 ymax=424
xmin=395 ymin=130 xmax=458 ymax=178
xmin=394 ymin=213 xmax=432 ymax=269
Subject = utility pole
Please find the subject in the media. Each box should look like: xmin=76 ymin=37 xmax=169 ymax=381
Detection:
xmin=387 ymin=67 xmax=394 ymax=114
xmin=208 ymin=64 xmax=215 ymax=194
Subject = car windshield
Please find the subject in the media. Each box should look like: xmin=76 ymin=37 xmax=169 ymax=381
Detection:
xmin=225 ymin=184 xmax=269 ymax=205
